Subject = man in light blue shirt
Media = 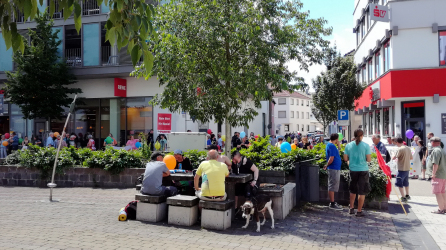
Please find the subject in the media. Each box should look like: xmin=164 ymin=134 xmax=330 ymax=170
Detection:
xmin=46 ymin=132 xmax=54 ymax=147
xmin=343 ymin=129 xmax=371 ymax=217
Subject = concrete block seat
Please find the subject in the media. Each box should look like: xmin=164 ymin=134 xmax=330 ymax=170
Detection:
xmin=167 ymin=195 xmax=199 ymax=226
xmin=135 ymin=194 xmax=167 ymax=222
xmin=136 ymin=184 xmax=141 ymax=191
xmin=257 ymin=183 xmax=296 ymax=220
xmin=200 ymin=199 xmax=234 ymax=230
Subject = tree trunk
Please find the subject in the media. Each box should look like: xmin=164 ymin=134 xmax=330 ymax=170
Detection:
xmin=224 ymin=116 xmax=231 ymax=157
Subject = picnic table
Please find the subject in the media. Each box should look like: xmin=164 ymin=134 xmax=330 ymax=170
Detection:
xmin=165 ymin=172 xmax=253 ymax=202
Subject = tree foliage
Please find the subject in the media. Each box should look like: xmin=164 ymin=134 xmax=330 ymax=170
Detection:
xmin=5 ymin=12 xmax=81 ymax=120
xmin=134 ymin=0 xmax=331 ymax=127
xmin=0 ymin=0 xmax=155 ymax=75
xmin=312 ymin=55 xmax=365 ymax=133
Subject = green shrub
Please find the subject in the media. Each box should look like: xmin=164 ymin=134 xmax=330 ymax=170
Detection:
xmin=83 ymin=148 xmax=145 ymax=175
xmin=183 ymin=150 xmax=207 ymax=169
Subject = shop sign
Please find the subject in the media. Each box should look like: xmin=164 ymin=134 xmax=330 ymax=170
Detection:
xmin=442 ymin=113 xmax=446 ymax=134
xmin=158 ymin=113 xmax=172 ymax=133
xmin=370 ymin=4 xmax=389 ymax=22
xmin=369 ymin=81 xmax=381 ymax=102
xmin=114 ymin=78 xmax=127 ymax=97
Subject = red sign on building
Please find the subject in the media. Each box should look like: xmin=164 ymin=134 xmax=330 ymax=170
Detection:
xmin=158 ymin=113 xmax=172 ymax=133
xmin=114 ymin=78 xmax=127 ymax=97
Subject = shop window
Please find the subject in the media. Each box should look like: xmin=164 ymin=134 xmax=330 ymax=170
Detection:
xmin=363 ymin=114 xmax=367 ymax=134
xmin=375 ymin=50 xmax=381 ymax=78
xmin=439 ymin=31 xmax=446 ymax=66
xmin=278 ymin=111 xmax=286 ymax=118
xmin=291 ymin=112 xmax=294 ymax=118
xmin=368 ymin=59 xmax=373 ymax=82
xmin=126 ymin=97 xmax=153 ymax=138
xmin=10 ymin=104 xmax=26 ymax=138
xmin=383 ymin=41 xmax=390 ymax=72
xmin=369 ymin=112 xmax=373 ymax=136
xmin=75 ymin=99 xmax=100 ymax=148
xmin=383 ymin=108 xmax=390 ymax=136
xmin=375 ymin=110 xmax=380 ymax=135
xmin=392 ymin=106 xmax=395 ymax=136
xmin=278 ymin=98 xmax=286 ymax=105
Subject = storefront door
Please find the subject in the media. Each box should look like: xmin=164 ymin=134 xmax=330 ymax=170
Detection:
xmin=401 ymin=101 xmax=425 ymax=144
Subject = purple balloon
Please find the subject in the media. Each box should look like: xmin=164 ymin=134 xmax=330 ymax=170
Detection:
xmin=405 ymin=130 xmax=414 ymax=139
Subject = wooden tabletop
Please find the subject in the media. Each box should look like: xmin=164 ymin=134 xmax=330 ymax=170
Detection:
xmin=165 ymin=173 xmax=253 ymax=183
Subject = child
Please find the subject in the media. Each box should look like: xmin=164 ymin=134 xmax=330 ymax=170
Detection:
xmin=160 ymin=135 xmax=167 ymax=151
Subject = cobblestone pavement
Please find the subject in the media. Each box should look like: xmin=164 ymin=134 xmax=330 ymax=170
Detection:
xmin=0 ymin=187 xmax=403 ymax=250
xmin=392 ymin=195 xmax=446 ymax=250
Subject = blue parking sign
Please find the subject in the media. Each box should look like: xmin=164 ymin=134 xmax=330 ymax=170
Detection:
xmin=337 ymin=110 xmax=349 ymax=121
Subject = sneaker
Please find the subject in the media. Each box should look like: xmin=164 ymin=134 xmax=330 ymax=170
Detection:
xmin=355 ymin=211 xmax=365 ymax=217
xmin=349 ymin=208 xmax=355 ymax=214
xmin=400 ymin=197 xmax=407 ymax=203
xmin=329 ymin=202 xmax=343 ymax=210
xmin=405 ymin=195 xmax=411 ymax=200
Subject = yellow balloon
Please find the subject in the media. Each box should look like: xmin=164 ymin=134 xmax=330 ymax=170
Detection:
xmin=221 ymin=135 xmax=226 ymax=142
xmin=163 ymin=155 xmax=177 ymax=170
xmin=155 ymin=141 xmax=161 ymax=150
xmin=291 ymin=144 xmax=297 ymax=150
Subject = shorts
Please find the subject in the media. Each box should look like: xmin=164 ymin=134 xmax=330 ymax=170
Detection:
xmin=349 ymin=171 xmax=370 ymax=195
xmin=327 ymin=169 xmax=340 ymax=192
xmin=395 ymin=171 xmax=410 ymax=188
xmin=432 ymin=178 xmax=446 ymax=194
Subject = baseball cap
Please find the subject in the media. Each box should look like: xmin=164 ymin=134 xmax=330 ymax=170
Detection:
xmin=430 ymin=137 xmax=441 ymax=142
xmin=173 ymin=149 xmax=183 ymax=155
xmin=151 ymin=152 xmax=165 ymax=160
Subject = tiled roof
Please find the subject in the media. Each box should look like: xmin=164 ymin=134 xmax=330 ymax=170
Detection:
xmin=273 ymin=91 xmax=311 ymax=99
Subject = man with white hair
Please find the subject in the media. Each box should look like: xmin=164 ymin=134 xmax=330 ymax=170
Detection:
xmin=194 ymin=150 xmax=229 ymax=201
xmin=46 ymin=132 xmax=54 ymax=147
xmin=411 ymin=135 xmax=420 ymax=147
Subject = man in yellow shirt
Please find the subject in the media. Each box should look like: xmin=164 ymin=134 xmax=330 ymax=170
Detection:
xmin=194 ymin=150 xmax=229 ymax=201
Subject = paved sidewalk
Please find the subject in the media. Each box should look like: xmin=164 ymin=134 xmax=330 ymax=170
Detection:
xmin=394 ymin=195 xmax=446 ymax=250
xmin=0 ymin=187 xmax=403 ymax=250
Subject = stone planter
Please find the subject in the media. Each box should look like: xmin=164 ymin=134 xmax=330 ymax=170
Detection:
xmin=258 ymin=170 xmax=286 ymax=184
xmin=0 ymin=165 xmax=144 ymax=188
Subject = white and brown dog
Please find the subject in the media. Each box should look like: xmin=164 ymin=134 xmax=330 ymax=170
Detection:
xmin=240 ymin=195 xmax=274 ymax=232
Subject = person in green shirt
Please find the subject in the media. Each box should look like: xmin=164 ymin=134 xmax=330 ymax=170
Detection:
xmin=427 ymin=137 xmax=446 ymax=214
xmin=343 ymin=129 xmax=371 ymax=217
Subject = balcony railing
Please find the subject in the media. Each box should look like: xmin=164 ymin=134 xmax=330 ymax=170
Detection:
xmin=102 ymin=46 xmax=119 ymax=65
xmin=65 ymin=48 xmax=82 ymax=67
xmin=13 ymin=8 xmax=25 ymax=23
xmin=47 ymin=0 xmax=64 ymax=19
xmin=83 ymin=0 xmax=100 ymax=16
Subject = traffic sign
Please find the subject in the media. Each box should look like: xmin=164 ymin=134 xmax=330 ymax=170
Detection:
xmin=337 ymin=110 xmax=349 ymax=126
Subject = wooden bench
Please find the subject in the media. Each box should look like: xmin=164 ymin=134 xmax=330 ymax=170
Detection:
xmin=167 ymin=195 xmax=199 ymax=226
xmin=135 ymin=194 xmax=167 ymax=222
xmin=200 ymin=199 xmax=234 ymax=230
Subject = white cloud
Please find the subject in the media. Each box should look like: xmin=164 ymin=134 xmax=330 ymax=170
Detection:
xmin=286 ymin=28 xmax=356 ymax=90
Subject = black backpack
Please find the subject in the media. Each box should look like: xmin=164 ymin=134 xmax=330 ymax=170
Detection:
xmin=125 ymin=201 xmax=138 ymax=220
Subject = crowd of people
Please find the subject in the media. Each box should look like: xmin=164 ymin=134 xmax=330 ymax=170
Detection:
xmin=140 ymin=129 xmax=446 ymax=217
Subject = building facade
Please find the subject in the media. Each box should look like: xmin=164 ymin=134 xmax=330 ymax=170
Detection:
xmin=273 ymin=91 xmax=322 ymax=135
xmin=0 ymin=1 xmax=270 ymax=148
xmin=353 ymin=0 xmax=446 ymax=144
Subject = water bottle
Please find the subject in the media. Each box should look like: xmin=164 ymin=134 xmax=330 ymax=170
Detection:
xmin=179 ymin=163 xmax=182 ymax=170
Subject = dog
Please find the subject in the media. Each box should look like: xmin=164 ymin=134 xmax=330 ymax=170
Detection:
xmin=240 ymin=194 xmax=274 ymax=232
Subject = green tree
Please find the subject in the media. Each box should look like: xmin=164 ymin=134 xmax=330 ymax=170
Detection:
xmin=0 ymin=0 xmax=155 ymax=75
xmin=133 ymin=0 xmax=331 ymax=155
xmin=312 ymin=55 xmax=365 ymax=135
xmin=5 ymin=12 xmax=81 ymax=122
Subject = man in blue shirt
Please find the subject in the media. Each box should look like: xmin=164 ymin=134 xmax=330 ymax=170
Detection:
xmin=324 ymin=133 xmax=342 ymax=210
xmin=372 ymin=134 xmax=391 ymax=163
xmin=46 ymin=132 xmax=54 ymax=147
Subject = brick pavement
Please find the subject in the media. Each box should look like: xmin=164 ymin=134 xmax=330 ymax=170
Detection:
xmin=0 ymin=187 xmax=403 ymax=250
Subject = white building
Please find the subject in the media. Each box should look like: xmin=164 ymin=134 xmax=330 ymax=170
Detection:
xmin=353 ymin=0 xmax=446 ymax=144
xmin=273 ymin=91 xmax=322 ymax=135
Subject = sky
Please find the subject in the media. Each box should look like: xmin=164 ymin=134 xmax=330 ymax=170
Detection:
xmin=287 ymin=0 xmax=356 ymax=91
